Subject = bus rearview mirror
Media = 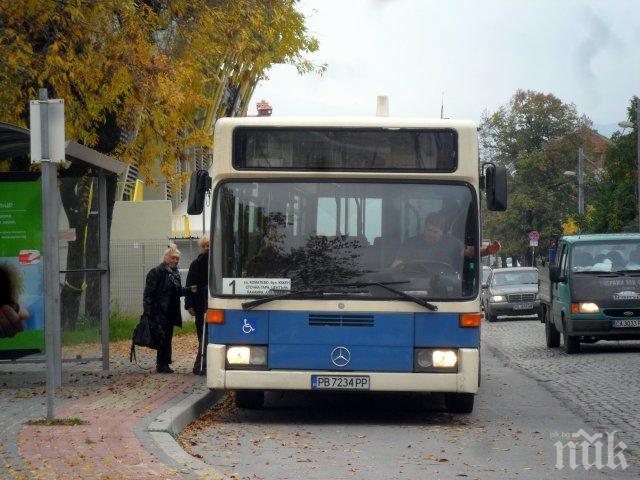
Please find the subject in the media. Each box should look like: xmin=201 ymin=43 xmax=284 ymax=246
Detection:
xmin=485 ymin=164 xmax=507 ymax=211
xmin=187 ymin=169 xmax=212 ymax=215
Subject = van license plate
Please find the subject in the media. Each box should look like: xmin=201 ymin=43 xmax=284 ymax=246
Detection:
xmin=613 ymin=319 xmax=640 ymax=328
xmin=311 ymin=375 xmax=370 ymax=390
xmin=513 ymin=303 xmax=534 ymax=310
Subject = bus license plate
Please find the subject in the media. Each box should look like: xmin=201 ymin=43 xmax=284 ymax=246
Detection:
xmin=513 ymin=303 xmax=533 ymax=311
xmin=311 ymin=375 xmax=370 ymax=390
xmin=613 ymin=319 xmax=640 ymax=328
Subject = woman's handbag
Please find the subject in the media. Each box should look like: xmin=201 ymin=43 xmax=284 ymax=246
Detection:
xmin=130 ymin=314 xmax=162 ymax=363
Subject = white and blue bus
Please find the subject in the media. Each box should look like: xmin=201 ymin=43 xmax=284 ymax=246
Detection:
xmin=188 ymin=116 xmax=507 ymax=413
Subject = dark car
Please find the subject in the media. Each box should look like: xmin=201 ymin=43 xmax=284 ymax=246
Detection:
xmin=483 ymin=267 xmax=540 ymax=322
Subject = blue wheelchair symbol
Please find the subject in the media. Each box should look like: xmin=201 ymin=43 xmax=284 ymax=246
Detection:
xmin=242 ymin=318 xmax=256 ymax=334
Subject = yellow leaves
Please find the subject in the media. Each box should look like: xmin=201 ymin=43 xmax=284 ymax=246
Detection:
xmin=1 ymin=0 xmax=320 ymax=188
xmin=562 ymin=218 xmax=580 ymax=235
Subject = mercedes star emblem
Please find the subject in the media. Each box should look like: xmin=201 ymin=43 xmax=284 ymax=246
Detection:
xmin=330 ymin=346 xmax=351 ymax=367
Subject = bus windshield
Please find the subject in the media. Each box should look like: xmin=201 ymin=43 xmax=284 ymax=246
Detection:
xmin=212 ymin=181 xmax=478 ymax=300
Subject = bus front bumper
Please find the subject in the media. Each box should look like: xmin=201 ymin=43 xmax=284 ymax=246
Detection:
xmin=206 ymin=344 xmax=479 ymax=394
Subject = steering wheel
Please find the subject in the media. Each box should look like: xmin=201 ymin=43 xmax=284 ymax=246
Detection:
xmin=396 ymin=259 xmax=458 ymax=276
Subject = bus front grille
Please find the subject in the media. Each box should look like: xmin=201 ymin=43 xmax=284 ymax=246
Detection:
xmin=309 ymin=314 xmax=374 ymax=327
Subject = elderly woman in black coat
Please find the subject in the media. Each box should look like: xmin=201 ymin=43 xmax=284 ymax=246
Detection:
xmin=143 ymin=244 xmax=195 ymax=373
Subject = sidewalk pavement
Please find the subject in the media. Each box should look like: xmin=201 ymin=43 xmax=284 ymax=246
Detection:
xmin=0 ymin=333 xmax=219 ymax=480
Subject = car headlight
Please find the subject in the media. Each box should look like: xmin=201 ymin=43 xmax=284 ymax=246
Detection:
xmin=226 ymin=346 xmax=268 ymax=368
xmin=571 ymin=302 xmax=599 ymax=314
xmin=490 ymin=295 xmax=506 ymax=303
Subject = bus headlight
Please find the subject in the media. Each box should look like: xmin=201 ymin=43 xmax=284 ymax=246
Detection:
xmin=415 ymin=349 xmax=433 ymax=369
xmin=433 ymin=350 xmax=458 ymax=368
xmin=414 ymin=348 xmax=458 ymax=372
xmin=226 ymin=346 xmax=268 ymax=368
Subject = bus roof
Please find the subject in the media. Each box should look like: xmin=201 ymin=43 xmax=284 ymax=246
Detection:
xmin=209 ymin=116 xmax=481 ymax=186
xmin=215 ymin=116 xmax=477 ymax=131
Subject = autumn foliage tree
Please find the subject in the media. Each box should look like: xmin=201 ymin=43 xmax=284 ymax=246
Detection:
xmin=0 ymin=0 xmax=322 ymax=328
xmin=480 ymin=90 xmax=595 ymax=262
xmin=586 ymin=97 xmax=639 ymax=233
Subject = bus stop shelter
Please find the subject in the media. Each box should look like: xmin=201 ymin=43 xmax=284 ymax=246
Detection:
xmin=0 ymin=121 xmax=126 ymax=378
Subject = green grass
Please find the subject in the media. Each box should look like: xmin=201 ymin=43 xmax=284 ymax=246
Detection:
xmin=0 ymin=330 xmax=44 ymax=351
xmin=59 ymin=312 xmax=196 ymax=345
xmin=0 ymin=313 xmax=197 ymax=349
xmin=27 ymin=417 xmax=88 ymax=426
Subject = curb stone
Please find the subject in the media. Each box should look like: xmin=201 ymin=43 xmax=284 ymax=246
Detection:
xmin=136 ymin=382 xmax=224 ymax=479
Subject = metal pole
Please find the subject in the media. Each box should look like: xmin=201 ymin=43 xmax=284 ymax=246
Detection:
xmin=99 ymin=172 xmax=110 ymax=371
xmin=578 ymin=147 xmax=585 ymax=215
xmin=40 ymin=88 xmax=61 ymax=419
xmin=636 ymin=99 xmax=640 ymax=232
xmin=141 ymin=242 xmax=146 ymax=286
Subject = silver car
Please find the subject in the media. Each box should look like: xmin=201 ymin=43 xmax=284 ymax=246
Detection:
xmin=483 ymin=267 xmax=540 ymax=322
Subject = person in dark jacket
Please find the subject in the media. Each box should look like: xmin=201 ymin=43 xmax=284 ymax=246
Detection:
xmin=143 ymin=244 xmax=195 ymax=373
xmin=185 ymin=235 xmax=209 ymax=375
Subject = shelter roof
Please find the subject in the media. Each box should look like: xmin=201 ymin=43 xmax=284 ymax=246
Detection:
xmin=0 ymin=122 xmax=126 ymax=175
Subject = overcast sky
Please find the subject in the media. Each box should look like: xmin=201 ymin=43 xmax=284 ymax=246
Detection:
xmin=250 ymin=0 xmax=640 ymax=136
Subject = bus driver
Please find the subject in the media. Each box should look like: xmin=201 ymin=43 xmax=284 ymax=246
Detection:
xmin=391 ymin=212 xmax=500 ymax=269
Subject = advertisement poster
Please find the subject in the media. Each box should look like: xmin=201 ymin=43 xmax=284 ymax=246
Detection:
xmin=0 ymin=172 xmax=44 ymax=356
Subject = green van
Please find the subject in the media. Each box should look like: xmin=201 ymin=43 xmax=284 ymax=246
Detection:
xmin=539 ymin=234 xmax=640 ymax=353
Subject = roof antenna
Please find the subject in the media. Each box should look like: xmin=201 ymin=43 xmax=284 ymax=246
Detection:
xmin=376 ymin=95 xmax=389 ymax=117
xmin=440 ymin=92 xmax=444 ymax=119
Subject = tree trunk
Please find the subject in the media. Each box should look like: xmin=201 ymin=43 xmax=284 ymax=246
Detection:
xmin=84 ymin=176 xmax=117 ymax=321
xmin=59 ymin=175 xmax=93 ymax=330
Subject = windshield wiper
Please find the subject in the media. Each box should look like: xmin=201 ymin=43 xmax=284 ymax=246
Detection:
xmin=312 ymin=281 xmax=438 ymax=311
xmin=613 ymin=269 xmax=640 ymax=276
xmin=242 ymin=289 xmax=324 ymax=310
xmin=241 ymin=287 xmax=371 ymax=310
xmin=573 ymin=270 xmax=623 ymax=276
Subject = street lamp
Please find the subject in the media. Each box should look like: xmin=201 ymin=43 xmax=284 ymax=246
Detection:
xmin=563 ymin=149 xmax=585 ymax=215
xmin=618 ymin=99 xmax=640 ymax=232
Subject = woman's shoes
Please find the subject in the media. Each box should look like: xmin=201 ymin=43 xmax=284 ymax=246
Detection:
xmin=156 ymin=365 xmax=174 ymax=374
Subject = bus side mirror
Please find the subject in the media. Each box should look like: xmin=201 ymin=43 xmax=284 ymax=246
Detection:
xmin=187 ymin=169 xmax=212 ymax=215
xmin=484 ymin=164 xmax=507 ymax=211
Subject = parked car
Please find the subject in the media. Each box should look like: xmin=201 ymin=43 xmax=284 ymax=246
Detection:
xmin=483 ymin=267 xmax=540 ymax=322
xmin=539 ymin=233 xmax=640 ymax=353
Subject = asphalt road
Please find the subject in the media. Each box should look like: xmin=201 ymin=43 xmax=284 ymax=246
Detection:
xmin=181 ymin=321 xmax=639 ymax=480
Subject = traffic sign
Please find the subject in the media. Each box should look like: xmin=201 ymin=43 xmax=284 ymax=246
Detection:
xmin=529 ymin=231 xmax=540 ymax=241
xmin=530 ymin=239 xmax=538 ymax=247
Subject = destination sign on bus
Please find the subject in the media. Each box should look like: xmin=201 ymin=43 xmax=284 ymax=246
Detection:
xmin=233 ymin=127 xmax=458 ymax=172
xmin=222 ymin=277 xmax=291 ymax=295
